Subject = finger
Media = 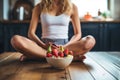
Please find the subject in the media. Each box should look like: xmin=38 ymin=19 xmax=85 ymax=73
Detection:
xmin=48 ymin=42 xmax=52 ymax=44
xmin=52 ymin=43 xmax=59 ymax=48
xmin=52 ymin=45 xmax=59 ymax=49
xmin=52 ymin=43 xmax=57 ymax=46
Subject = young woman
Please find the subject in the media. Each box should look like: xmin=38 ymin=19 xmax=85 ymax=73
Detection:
xmin=11 ymin=0 xmax=96 ymax=61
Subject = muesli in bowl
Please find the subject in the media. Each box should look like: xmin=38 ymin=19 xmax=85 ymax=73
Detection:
xmin=46 ymin=45 xmax=73 ymax=69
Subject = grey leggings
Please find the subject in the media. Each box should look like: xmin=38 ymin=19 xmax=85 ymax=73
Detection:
xmin=42 ymin=38 xmax=68 ymax=45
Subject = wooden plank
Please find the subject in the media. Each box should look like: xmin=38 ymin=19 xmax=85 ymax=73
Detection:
xmin=0 ymin=52 xmax=21 ymax=65
xmin=95 ymin=52 xmax=120 ymax=70
xmin=88 ymin=52 xmax=120 ymax=79
xmin=106 ymin=52 xmax=120 ymax=67
xmin=68 ymin=62 xmax=94 ymax=80
xmin=84 ymin=56 xmax=117 ymax=80
xmin=86 ymin=52 xmax=118 ymax=80
xmin=108 ymin=52 xmax=120 ymax=59
xmin=40 ymin=67 xmax=69 ymax=80
xmin=0 ymin=52 xmax=22 ymax=80
xmin=65 ymin=68 xmax=71 ymax=80
xmin=9 ymin=60 xmax=69 ymax=80
xmin=0 ymin=52 xmax=15 ymax=62
xmin=8 ymin=61 xmax=44 ymax=80
xmin=1 ymin=52 xmax=119 ymax=80
xmin=0 ymin=52 xmax=71 ymax=80
xmin=0 ymin=53 xmax=70 ymax=80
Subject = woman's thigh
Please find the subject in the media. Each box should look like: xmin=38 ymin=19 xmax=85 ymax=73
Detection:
xmin=11 ymin=35 xmax=47 ymax=58
xmin=66 ymin=35 xmax=96 ymax=55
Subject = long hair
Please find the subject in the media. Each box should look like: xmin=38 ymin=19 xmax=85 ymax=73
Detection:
xmin=39 ymin=0 xmax=72 ymax=14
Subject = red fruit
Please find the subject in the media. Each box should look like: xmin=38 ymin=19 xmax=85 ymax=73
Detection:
xmin=58 ymin=52 xmax=64 ymax=57
xmin=52 ymin=49 xmax=58 ymax=53
xmin=63 ymin=48 xmax=69 ymax=55
xmin=46 ymin=53 xmax=52 ymax=57
xmin=68 ymin=51 xmax=73 ymax=55
xmin=52 ymin=49 xmax=58 ymax=57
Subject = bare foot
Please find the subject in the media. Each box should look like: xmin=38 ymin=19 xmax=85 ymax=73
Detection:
xmin=19 ymin=55 xmax=46 ymax=62
xmin=19 ymin=55 xmax=27 ymax=62
xmin=73 ymin=55 xmax=86 ymax=62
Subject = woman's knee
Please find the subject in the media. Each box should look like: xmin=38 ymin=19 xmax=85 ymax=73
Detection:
xmin=82 ymin=35 xmax=96 ymax=50
xmin=11 ymin=35 xmax=26 ymax=49
xmin=11 ymin=35 xmax=19 ymax=45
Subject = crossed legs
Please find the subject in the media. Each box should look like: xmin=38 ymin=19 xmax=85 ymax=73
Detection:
xmin=11 ymin=35 xmax=47 ymax=59
xmin=11 ymin=35 xmax=96 ymax=61
xmin=65 ymin=35 xmax=96 ymax=61
xmin=65 ymin=35 xmax=96 ymax=55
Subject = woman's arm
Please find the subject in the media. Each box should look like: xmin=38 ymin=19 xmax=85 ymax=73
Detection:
xmin=28 ymin=4 xmax=46 ymax=49
xmin=64 ymin=3 xmax=82 ymax=47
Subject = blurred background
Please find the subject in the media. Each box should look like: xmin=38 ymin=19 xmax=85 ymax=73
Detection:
xmin=0 ymin=0 xmax=120 ymax=21
xmin=0 ymin=0 xmax=120 ymax=53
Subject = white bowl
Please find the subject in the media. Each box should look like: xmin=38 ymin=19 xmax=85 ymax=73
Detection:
xmin=46 ymin=55 xmax=73 ymax=69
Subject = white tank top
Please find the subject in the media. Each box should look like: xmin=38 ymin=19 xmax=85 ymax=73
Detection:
xmin=40 ymin=13 xmax=70 ymax=39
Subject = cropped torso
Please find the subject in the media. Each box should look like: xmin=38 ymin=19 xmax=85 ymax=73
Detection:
xmin=40 ymin=12 xmax=70 ymax=39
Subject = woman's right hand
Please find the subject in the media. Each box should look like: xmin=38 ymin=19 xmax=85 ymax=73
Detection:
xmin=44 ymin=42 xmax=59 ymax=50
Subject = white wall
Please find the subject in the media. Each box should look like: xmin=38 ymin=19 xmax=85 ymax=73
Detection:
xmin=72 ymin=0 xmax=108 ymax=17
xmin=110 ymin=0 xmax=120 ymax=19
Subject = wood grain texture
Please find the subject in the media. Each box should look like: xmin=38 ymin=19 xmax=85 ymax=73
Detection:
xmin=0 ymin=52 xmax=21 ymax=80
xmin=68 ymin=62 xmax=94 ymax=80
xmin=0 ymin=52 xmax=120 ymax=80
xmin=87 ymin=52 xmax=120 ymax=80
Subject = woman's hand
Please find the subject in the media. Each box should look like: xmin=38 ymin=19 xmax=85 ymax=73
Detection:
xmin=44 ymin=42 xmax=59 ymax=50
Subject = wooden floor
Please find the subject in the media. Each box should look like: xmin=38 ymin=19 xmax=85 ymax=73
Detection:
xmin=0 ymin=52 xmax=120 ymax=80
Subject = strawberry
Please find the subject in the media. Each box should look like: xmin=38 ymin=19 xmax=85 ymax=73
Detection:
xmin=58 ymin=52 xmax=64 ymax=57
xmin=63 ymin=48 xmax=69 ymax=55
xmin=46 ymin=53 xmax=52 ymax=57
xmin=52 ymin=48 xmax=58 ymax=54
xmin=52 ymin=49 xmax=58 ymax=57
xmin=68 ymin=51 xmax=73 ymax=55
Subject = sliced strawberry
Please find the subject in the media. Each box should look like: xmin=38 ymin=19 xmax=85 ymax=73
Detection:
xmin=63 ymin=48 xmax=69 ymax=55
xmin=52 ymin=49 xmax=58 ymax=57
xmin=58 ymin=52 xmax=64 ymax=57
xmin=46 ymin=53 xmax=52 ymax=57
xmin=52 ymin=49 xmax=58 ymax=54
